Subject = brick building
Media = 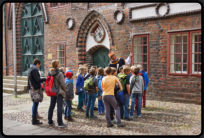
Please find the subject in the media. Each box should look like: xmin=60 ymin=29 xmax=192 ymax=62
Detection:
xmin=2 ymin=3 xmax=201 ymax=104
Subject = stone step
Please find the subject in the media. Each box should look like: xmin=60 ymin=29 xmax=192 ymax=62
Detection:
xmin=3 ymin=76 xmax=28 ymax=81
xmin=3 ymin=88 xmax=27 ymax=94
xmin=3 ymin=79 xmax=28 ymax=85
xmin=3 ymin=83 xmax=27 ymax=90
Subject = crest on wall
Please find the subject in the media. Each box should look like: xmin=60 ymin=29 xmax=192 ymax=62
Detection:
xmin=90 ymin=22 xmax=106 ymax=43
xmin=71 ymin=3 xmax=88 ymax=10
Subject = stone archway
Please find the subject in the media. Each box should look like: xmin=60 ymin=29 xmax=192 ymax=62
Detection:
xmin=76 ymin=10 xmax=113 ymax=65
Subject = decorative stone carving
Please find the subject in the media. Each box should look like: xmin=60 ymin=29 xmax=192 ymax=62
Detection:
xmin=113 ymin=9 xmax=125 ymax=24
xmin=155 ymin=3 xmax=170 ymax=17
xmin=66 ymin=17 xmax=75 ymax=30
xmin=90 ymin=22 xmax=106 ymax=43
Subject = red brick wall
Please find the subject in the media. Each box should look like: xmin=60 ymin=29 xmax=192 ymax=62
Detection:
xmin=4 ymin=3 xmax=201 ymax=104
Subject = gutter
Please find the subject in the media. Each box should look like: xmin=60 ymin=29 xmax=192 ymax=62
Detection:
xmin=42 ymin=3 xmax=47 ymax=23
xmin=4 ymin=4 xmax=7 ymax=75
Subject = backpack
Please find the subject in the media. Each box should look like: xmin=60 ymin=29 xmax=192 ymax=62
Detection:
xmin=97 ymin=76 xmax=103 ymax=92
xmin=116 ymin=73 xmax=127 ymax=93
xmin=115 ymin=90 xmax=130 ymax=113
xmin=45 ymin=72 xmax=60 ymax=96
xmin=84 ymin=77 xmax=95 ymax=91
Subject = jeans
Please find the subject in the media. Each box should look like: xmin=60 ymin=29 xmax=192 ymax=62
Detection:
xmin=98 ymin=100 xmax=104 ymax=113
xmin=83 ymin=91 xmax=88 ymax=106
xmin=130 ymin=93 xmax=142 ymax=117
xmin=103 ymin=95 xmax=121 ymax=124
xmin=135 ymin=90 xmax=146 ymax=110
xmin=32 ymin=102 xmax=39 ymax=117
xmin=78 ymin=91 xmax=84 ymax=109
xmin=48 ymin=94 xmax=63 ymax=125
xmin=120 ymin=105 xmax=123 ymax=119
xmin=64 ymin=99 xmax=72 ymax=118
xmin=123 ymin=94 xmax=130 ymax=119
xmin=110 ymin=105 xmax=114 ymax=120
xmin=86 ymin=93 xmax=97 ymax=117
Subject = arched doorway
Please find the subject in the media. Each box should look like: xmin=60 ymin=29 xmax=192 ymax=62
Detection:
xmin=93 ymin=47 xmax=109 ymax=68
xmin=21 ymin=3 xmax=44 ymax=76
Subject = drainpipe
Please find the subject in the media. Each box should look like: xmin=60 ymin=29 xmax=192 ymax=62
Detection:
xmin=4 ymin=4 xmax=7 ymax=75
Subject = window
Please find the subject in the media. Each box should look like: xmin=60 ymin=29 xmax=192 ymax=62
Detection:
xmin=56 ymin=43 xmax=66 ymax=67
xmin=132 ymin=35 xmax=149 ymax=73
xmin=168 ymin=30 xmax=201 ymax=76
xmin=50 ymin=3 xmax=70 ymax=9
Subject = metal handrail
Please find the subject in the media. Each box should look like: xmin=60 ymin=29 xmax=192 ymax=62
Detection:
xmin=3 ymin=61 xmax=21 ymax=70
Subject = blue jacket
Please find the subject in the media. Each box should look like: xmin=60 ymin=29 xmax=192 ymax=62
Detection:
xmin=139 ymin=70 xmax=149 ymax=90
xmin=76 ymin=74 xmax=84 ymax=87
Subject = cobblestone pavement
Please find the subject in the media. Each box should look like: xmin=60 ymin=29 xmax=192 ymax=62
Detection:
xmin=3 ymin=93 xmax=201 ymax=135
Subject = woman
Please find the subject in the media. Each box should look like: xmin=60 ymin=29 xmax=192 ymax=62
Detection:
xmin=27 ymin=59 xmax=46 ymax=125
xmin=47 ymin=60 xmax=67 ymax=127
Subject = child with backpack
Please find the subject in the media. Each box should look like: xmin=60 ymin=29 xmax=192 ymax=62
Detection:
xmin=64 ymin=71 xmax=74 ymax=121
xmin=102 ymin=67 xmax=125 ymax=127
xmin=84 ymin=68 xmax=98 ymax=118
xmin=117 ymin=65 xmax=131 ymax=120
xmin=96 ymin=67 xmax=105 ymax=115
xmin=82 ymin=64 xmax=89 ymax=109
xmin=130 ymin=67 xmax=144 ymax=118
xmin=76 ymin=66 xmax=86 ymax=112
xmin=117 ymin=65 xmax=130 ymax=119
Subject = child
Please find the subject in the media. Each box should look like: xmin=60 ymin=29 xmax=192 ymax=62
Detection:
xmin=76 ymin=66 xmax=86 ymax=112
xmin=64 ymin=71 xmax=74 ymax=121
xmin=117 ymin=65 xmax=130 ymax=120
xmin=65 ymin=69 xmax=75 ymax=116
xmin=121 ymin=65 xmax=131 ymax=120
xmin=110 ymin=67 xmax=117 ymax=124
xmin=102 ymin=67 xmax=125 ymax=127
xmin=137 ymin=64 xmax=149 ymax=108
xmin=85 ymin=68 xmax=98 ymax=118
xmin=129 ymin=67 xmax=144 ymax=118
xmin=82 ymin=64 xmax=89 ymax=109
xmin=96 ymin=67 xmax=105 ymax=115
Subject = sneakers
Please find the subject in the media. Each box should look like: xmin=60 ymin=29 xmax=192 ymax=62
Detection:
xmin=71 ymin=112 xmax=75 ymax=116
xmin=97 ymin=112 xmax=101 ymax=115
xmin=111 ymin=119 xmax=117 ymax=124
xmin=137 ymin=114 xmax=141 ymax=117
xmin=107 ymin=123 xmax=114 ymax=127
xmin=58 ymin=123 xmax=68 ymax=128
xmin=68 ymin=117 xmax=74 ymax=121
xmin=100 ymin=113 xmax=105 ymax=115
xmin=117 ymin=122 xmax=125 ymax=127
xmin=90 ymin=115 xmax=97 ymax=119
xmin=129 ymin=116 xmax=133 ymax=120
xmin=78 ymin=108 xmax=85 ymax=112
xmin=48 ymin=122 xmax=55 ymax=126
xmin=85 ymin=116 xmax=89 ymax=118
xmin=124 ymin=117 xmax=132 ymax=121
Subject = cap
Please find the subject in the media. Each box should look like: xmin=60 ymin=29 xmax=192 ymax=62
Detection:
xmin=65 ymin=72 xmax=73 ymax=79
xmin=108 ymin=51 xmax=115 ymax=58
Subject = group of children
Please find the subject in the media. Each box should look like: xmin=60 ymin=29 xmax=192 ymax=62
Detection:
xmin=61 ymin=63 xmax=149 ymax=127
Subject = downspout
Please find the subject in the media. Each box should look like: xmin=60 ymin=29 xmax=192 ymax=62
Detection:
xmin=42 ymin=3 xmax=47 ymax=23
xmin=4 ymin=4 xmax=7 ymax=75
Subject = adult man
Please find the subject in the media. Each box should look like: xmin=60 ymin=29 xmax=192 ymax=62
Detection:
xmin=27 ymin=59 xmax=46 ymax=125
xmin=108 ymin=52 xmax=132 ymax=74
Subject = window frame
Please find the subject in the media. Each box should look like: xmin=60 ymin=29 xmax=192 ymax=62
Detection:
xmin=167 ymin=30 xmax=201 ymax=77
xmin=132 ymin=34 xmax=149 ymax=74
xmin=190 ymin=30 xmax=201 ymax=76
xmin=49 ymin=3 xmax=70 ymax=9
xmin=55 ymin=43 xmax=66 ymax=67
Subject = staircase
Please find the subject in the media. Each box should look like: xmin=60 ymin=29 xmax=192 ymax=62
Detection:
xmin=3 ymin=76 xmax=28 ymax=94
